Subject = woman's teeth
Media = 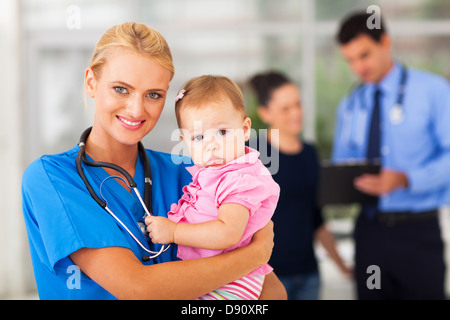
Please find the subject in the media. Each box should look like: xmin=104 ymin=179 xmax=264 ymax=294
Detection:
xmin=118 ymin=117 xmax=143 ymax=126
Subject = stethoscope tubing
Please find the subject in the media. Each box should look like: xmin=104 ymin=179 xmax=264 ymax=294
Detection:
xmin=343 ymin=64 xmax=408 ymax=149
xmin=76 ymin=127 xmax=170 ymax=261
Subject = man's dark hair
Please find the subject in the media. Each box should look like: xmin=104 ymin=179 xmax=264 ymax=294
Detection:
xmin=337 ymin=11 xmax=386 ymax=45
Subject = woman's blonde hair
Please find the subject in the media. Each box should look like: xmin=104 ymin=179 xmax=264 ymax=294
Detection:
xmin=175 ymin=75 xmax=247 ymax=128
xmin=89 ymin=22 xmax=174 ymax=80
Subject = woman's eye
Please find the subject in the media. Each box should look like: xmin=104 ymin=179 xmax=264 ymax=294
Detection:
xmin=147 ymin=92 xmax=161 ymax=99
xmin=217 ymin=129 xmax=227 ymax=136
xmin=114 ymin=86 xmax=128 ymax=94
xmin=192 ymin=135 xmax=203 ymax=142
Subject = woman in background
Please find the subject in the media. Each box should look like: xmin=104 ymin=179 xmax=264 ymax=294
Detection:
xmin=249 ymin=71 xmax=352 ymax=300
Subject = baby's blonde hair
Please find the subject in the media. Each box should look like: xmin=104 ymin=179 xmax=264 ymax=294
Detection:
xmin=175 ymin=75 xmax=247 ymax=128
xmin=89 ymin=22 xmax=174 ymax=80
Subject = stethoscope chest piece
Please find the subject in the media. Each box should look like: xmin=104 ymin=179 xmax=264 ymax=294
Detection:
xmin=390 ymin=104 xmax=405 ymax=125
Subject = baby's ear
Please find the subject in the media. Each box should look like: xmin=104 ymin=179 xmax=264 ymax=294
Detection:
xmin=178 ymin=128 xmax=188 ymax=142
xmin=243 ymin=117 xmax=252 ymax=141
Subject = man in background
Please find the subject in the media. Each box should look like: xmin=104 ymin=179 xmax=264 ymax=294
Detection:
xmin=332 ymin=11 xmax=450 ymax=299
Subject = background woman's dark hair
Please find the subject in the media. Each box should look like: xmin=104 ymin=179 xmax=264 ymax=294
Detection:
xmin=337 ymin=11 xmax=386 ymax=45
xmin=249 ymin=71 xmax=291 ymax=107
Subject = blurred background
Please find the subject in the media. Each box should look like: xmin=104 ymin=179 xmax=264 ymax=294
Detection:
xmin=0 ymin=0 xmax=449 ymax=299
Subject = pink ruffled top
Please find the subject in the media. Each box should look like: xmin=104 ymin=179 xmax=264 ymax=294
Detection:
xmin=168 ymin=147 xmax=280 ymax=276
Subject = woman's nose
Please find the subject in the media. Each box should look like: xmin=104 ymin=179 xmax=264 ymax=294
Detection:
xmin=292 ymin=105 xmax=302 ymax=118
xmin=125 ymin=94 xmax=145 ymax=118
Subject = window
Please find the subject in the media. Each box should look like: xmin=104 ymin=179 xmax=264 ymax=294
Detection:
xmin=21 ymin=0 xmax=450 ymax=162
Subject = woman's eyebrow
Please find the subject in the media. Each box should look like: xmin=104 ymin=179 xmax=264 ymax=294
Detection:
xmin=110 ymin=81 xmax=167 ymax=93
xmin=110 ymin=81 xmax=135 ymax=89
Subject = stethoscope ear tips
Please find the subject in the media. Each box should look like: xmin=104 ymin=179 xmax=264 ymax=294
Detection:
xmin=142 ymin=255 xmax=151 ymax=262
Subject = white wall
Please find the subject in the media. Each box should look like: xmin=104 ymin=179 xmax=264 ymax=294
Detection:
xmin=0 ymin=0 xmax=30 ymax=297
xmin=3 ymin=0 xmax=450 ymax=299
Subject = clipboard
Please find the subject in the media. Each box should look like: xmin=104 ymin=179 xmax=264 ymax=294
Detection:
xmin=318 ymin=162 xmax=381 ymax=206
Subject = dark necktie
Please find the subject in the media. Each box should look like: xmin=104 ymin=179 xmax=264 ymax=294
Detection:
xmin=366 ymin=88 xmax=382 ymax=161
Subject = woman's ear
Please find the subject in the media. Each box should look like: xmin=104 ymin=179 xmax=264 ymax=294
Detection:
xmin=85 ymin=68 xmax=97 ymax=98
xmin=257 ymin=106 xmax=269 ymax=125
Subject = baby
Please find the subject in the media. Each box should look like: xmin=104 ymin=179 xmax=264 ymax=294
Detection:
xmin=146 ymin=75 xmax=280 ymax=300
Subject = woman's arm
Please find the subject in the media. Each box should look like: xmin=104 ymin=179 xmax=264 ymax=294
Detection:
xmin=314 ymin=224 xmax=352 ymax=276
xmin=259 ymin=272 xmax=287 ymax=300
xmin=70 ymin=220 xmax=274 ymax=300
xmin=146 ymin=203 xmax=249 ymax=249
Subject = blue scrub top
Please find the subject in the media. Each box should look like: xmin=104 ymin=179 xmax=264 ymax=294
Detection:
xmin=332 ymin=62 xmax=450 ymax=212
xmin=22 ymin=144 xmax=192 ymax=299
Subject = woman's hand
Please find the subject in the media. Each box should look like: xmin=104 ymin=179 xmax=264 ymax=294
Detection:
xmin=249 ymin=220 xmax=274 ymax=267
xmin=252 ymin=221 xmax=287 ymax=300
xmin=259 ymin=272 xmax=287 ymax=300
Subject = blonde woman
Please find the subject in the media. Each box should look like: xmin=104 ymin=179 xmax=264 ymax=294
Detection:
xmin=22 ymin=22 xmax=284 ymax=300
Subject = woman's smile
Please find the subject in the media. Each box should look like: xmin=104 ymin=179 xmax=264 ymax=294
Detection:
xmin=116 ymin=115 xmax=146 ymax=130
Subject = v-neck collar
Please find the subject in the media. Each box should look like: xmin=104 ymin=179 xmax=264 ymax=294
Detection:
xmin=84 ymin=150 xmax=145 ymax=221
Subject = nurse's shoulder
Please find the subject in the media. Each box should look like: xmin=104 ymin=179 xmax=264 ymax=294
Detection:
xmin=22 ymin=146 xmax=79 ymax=190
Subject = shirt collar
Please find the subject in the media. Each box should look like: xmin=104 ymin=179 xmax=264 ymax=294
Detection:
xmin=379 ymin=61 xmax=403 ymax=94
xmin=366 ymin=61 xmax=402 ymax=95
xmin=185 ymin=146 xmax=259 ymax=176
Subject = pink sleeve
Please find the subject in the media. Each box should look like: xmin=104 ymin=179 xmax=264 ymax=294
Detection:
xmin=215 ymin=172 xmax=277 ymax=216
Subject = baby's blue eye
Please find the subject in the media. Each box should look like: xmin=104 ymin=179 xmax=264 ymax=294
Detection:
xmin=217 ymin=129 xmax=227 ymax=136
xmin=114 ymin=86 xmax=128 ymax=94
xmin=192 ymin=135 xmax=203 ymax=142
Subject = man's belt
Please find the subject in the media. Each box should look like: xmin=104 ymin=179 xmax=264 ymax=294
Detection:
xmin=377 ymin=209 xmax=438 ymax=227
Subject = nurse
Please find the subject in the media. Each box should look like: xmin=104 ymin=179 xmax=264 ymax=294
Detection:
xmin=21 ymin=22 xmax=284 ymax=300
xmin=332 ymin=12 xmax=450 ymax=299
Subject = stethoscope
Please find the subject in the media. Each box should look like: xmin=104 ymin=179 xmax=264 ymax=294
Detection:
xmin=76 ymin=127 xmax=170 ymax=262
xmin=342 ymin=64 xmax=408 ymax=149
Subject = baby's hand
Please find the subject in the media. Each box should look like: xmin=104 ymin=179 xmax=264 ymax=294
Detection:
xmin=145 ymin=216 xmax=176 ymax=245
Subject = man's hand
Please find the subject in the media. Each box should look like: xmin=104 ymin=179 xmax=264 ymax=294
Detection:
xmin=145 ymin=216 xmax=177 ymax=244
xmin=354 ymin=169 xmax=408 ymax=196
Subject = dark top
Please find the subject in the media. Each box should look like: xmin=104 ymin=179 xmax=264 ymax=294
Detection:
xmin=253 ymin=137 xmax=324 ymax=276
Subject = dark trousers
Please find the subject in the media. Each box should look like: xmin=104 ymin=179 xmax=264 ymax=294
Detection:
xmin=353 ymin=210 xmax=446 ymax=300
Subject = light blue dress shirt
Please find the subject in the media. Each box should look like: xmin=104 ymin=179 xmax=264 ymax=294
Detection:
xmin=332 ymin=61 xmax=450 ymax=212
